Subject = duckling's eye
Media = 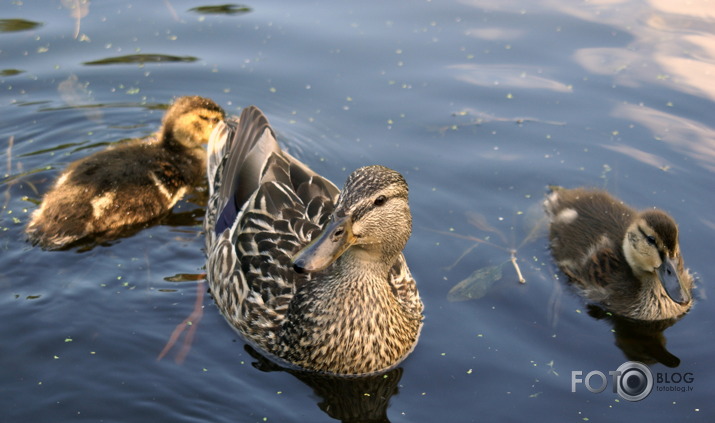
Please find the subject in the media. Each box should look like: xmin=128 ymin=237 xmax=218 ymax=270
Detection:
xmin=646 ymin=235 xmax=657 ymax=246
xmin=373 ymin=195 xmax=387 ymax=206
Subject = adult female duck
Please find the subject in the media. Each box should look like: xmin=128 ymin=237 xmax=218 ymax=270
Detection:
xmin=205 ymin=106 xmax=423 ymax=375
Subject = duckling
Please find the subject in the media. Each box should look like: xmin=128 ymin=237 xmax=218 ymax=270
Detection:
xmin=545 ymin=187 xmax=692 ymax=321
xmin=205 ymin=106 xmax=423 ymax=375
xmin=26 ymin=96 xmax=225 ymax=249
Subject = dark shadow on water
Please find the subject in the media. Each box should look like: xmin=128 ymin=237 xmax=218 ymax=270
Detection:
xmin=83 ymin=54 xmax=198 ymax=66
xmin=245 ymin=345 xmax=402 ymax=423
xmin=37 ymin=101 xmax=174 ymax=113
xmin=1 ymin=69 xmax=23 ymax=77
xmin=587 ymin=305 xmax=682 ymax=368
xmin=188 ymin=4 xmax=252 ymax=15
xmin=0 ymin=18 xmax=42 ymax=33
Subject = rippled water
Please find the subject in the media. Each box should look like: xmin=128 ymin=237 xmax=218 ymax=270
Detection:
xmin=1 ymin=1 xmax=713 ymax=422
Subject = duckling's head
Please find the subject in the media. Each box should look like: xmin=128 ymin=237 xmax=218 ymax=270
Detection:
xmin=623 ymin=210 xmax=691 ymax=306
xmin=292 ymin=165 xmax=411 ymax=273
xmin=160 ymin=96 xmax=225 ymax=149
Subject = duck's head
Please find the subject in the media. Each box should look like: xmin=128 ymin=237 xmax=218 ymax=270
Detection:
xmin=161 ymin=96 xmax=225 ymax=149
xmin=292 ymin=165 xmax=411 ymax=274
xmin=623 ymin=210 xmax=691 ymax=306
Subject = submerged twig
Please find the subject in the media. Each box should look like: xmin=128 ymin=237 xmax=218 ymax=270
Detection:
xmin=510 ymin=249 xmax=526 ymax=283
xmin=431 ymin=227 xmax=526 ymax=284
xmin=438 ymin=204 xmax=550 ymax=301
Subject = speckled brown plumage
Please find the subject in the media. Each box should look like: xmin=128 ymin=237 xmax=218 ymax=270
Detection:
xmin=545 ymin=187 xmax=693 ymax=321
xmin=205 ymin=106 xmax=423 ymax=375
xmin=26 ymin=96 xmax=225 ymax=249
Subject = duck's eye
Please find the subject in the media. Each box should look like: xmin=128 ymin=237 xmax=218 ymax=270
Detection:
xmin=646 ymin=235 xmax=657 ymax=246
xmin=373 ymin=195 xmax=387 ymax=206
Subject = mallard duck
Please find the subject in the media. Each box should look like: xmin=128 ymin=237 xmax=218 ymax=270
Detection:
xmin=26 ymin=96 xmax=225 ymax=249
xmin=545 ymin=187 xmax=693 ymax=321
xmin=205 ymin=106 xmax=423 ymax=376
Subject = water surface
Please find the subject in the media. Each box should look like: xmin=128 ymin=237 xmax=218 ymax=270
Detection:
xmin=1 ymin=0 xmax=713 ymax=421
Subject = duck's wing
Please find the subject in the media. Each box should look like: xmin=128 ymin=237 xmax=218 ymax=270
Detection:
xmin=559 ymin=242 xmax=633 ymax=304
xmin=388 ymin=254 xmax=424 ymax=319
xmin=206 ymin=106 xmax=339 ymax=235
xmin=207 ymin=106 xmax=281 ymax=235
xmin=205 ymin=106 xmax=340 ymax=344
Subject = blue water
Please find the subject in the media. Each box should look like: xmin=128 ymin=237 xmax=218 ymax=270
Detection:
xmin=1 ymin=1 xmax=713 ymax=421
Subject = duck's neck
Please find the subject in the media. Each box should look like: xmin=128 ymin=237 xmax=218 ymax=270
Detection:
xmin=313 ymin=248 xmax=400 ymax=317
xmin=336 ymin=246 xmax=396 ymax=278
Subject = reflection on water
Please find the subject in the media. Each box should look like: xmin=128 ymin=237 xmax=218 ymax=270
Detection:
xmin=461 ymin=0 xmax=715 ymax=175
xmin=564 ymin=0 xmax=715 ymax=117
xmin=613 ymin=103 xmax=715 ymax=173
xmin=602 ymin=143 xmax=671 ymax=171
xmin=246 ymin=345 xmax=402 ymax=423
xmin=449 ymin=64 xmax=573 ymax=93
xmin=587 ymin=305 xmax=682 ymax=368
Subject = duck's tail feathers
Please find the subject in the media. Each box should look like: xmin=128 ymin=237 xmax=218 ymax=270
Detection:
xmin=208 ymin=106 xmax=277 ymax=189
xmin=207 ymin=106 xmax=283 ymax=234
xmin=207 ymin=119 xmax=231 ymax=192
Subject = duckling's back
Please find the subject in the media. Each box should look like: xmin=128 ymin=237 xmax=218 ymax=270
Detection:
xmin=26 ymin=139 xmax=205 ymax=249
xmin=26 ymin=96 xmax=224 ymax=249
xmin=544 ymin=188 xmax=636 ymax=294
xmin=545 ymin=187 xmax=633 ymax=264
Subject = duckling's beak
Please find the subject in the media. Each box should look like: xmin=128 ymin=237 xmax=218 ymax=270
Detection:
xmin=292 ymin=215 xmax=355 ymax=274
xmin=657 ymin=257 xmax=690 ymax=305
